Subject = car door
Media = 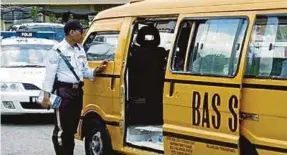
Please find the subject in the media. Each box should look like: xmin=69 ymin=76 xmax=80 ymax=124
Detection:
xmin=163 ymin=12 xmax=252 ymax=155
xmin=82 ymin=18 xmax=124 ymax=119
xmin=80 ymin=17 xmax=134 ymax=151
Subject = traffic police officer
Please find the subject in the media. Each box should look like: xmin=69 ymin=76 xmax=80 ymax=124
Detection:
xmin=41 ymin=20 xmax=107 ymax=155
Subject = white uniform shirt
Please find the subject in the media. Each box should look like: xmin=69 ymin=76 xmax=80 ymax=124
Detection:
xmin=42 ymin=39 xmax=94 ymax=93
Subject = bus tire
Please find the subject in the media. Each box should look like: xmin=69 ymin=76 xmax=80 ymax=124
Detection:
xmin=84 ymin=119 xmax=113 ymax=155
xmin=240 ymin=136 xmax=258 ymax=155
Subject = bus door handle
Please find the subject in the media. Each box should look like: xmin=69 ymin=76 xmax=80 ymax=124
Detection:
xmin=240 ymin=112 xmax=259 ymax=121
xmin=169 ymin=81 xmax=175 ymax=96
xmin=110 ymin=77 xmax=115 ymax=90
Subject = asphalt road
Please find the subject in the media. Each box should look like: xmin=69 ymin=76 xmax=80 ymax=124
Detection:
xmin=1 ymin=114 xmax=85 ymax=155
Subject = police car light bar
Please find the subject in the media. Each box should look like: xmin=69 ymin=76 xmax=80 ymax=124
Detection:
xmin=0 ymin=31 xmax=56 ymax=40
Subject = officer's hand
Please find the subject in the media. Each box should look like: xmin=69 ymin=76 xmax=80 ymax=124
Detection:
xmin=41 ymin=97 xmax=51 ymax=109
xmin=95 ymin=60 xmax=108 ymax=74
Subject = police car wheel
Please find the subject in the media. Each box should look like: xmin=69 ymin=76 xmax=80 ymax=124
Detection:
xmin=85 ymin=120 xmax=113 ymax=155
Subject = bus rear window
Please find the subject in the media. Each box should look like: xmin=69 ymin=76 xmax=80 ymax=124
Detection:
xmin=246 ymin=15 xmax=287 ymax=79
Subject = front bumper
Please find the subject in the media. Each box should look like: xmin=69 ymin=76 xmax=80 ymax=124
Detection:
xmin=1 ymin=91 xmax=53 ymax=115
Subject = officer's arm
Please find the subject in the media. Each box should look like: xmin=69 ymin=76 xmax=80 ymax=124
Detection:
xmin=82 ymin=57 xmax=95 ymax=79
xmin=42 ymin=49 xmax=60 ymax=93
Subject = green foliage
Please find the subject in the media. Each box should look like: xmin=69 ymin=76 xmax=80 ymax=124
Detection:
xmin=49 ymin=13 xmax=57 ymax=23
xmin=31 ymin=6 xmax=39 ymax=22
xmin=80 ymin=19 xmax=89 ymax=28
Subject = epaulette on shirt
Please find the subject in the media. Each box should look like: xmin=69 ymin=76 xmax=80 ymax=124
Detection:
xmin=52 ymin=41 xmax=65 ymax=51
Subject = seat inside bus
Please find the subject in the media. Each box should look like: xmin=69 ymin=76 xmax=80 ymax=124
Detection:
xmin=127 ymin=25 xmax=167 ymax=125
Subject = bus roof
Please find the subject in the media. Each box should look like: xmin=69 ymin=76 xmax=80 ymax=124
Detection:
xmin=95 ymin=0 xmax=287 ymax=20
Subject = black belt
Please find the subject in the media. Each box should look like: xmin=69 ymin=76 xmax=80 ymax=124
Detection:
xmin=57 ymin=81 xmax=84 ymax=89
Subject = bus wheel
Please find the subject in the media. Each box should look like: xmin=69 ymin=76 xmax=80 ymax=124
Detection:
xmin=85 ymin=120 xmax=113 ymax=155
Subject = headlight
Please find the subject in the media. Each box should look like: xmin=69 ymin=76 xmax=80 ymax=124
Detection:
xmin=0 ymin=83 xmax=23 ymax=92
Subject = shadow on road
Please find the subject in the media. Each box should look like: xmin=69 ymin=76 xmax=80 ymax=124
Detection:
xmin=1 ymin=114 xmax=54 ymax=125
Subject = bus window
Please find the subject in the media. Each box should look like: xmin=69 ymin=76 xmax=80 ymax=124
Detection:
xmin=174 ymin=18 xmax=248 ymax=76
xmin=155 ymin=21 xmax=177 ymax=51
xmin=131 ymin=20 xmax=176 ymax=51
xmin=246 ymin=15 xmax=287 ymax=79
xmin=171 ymin=21 xmax=192 ymax=71
xmin=84 ymin=32 xmax=119 ymax=61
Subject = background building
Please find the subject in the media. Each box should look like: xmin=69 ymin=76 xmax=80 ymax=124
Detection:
xmin=1 ymin=0 xmax=130 ymax=30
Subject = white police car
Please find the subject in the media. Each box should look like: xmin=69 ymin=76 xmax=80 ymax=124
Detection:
xmin=0 ymin=31 xmax=57 ymax=115
xmin=17 ymin=23 xmax=65 ymax=41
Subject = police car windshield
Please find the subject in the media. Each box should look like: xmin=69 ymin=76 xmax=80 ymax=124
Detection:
xmin=1 ymin=44 xmax=52 ymax=68
xmin=31 ymin=27 xmax=64 ymax=41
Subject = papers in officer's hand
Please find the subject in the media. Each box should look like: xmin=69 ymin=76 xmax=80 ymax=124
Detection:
xmin=37 ymin=91 xmax=62 ymax=109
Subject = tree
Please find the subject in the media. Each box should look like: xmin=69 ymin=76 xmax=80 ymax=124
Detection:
xmin=31 ymin=6 xmax=39 ymax=22
xmin=49 ymin=13 xmax=57 ymax=23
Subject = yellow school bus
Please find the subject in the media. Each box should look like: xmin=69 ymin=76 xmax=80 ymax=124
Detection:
xmin=76 ymin=0 xmax=287 ymax=154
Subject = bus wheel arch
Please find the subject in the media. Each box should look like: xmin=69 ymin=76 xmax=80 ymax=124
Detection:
xmin=82 ymin=112 xmax=113 ymax=155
